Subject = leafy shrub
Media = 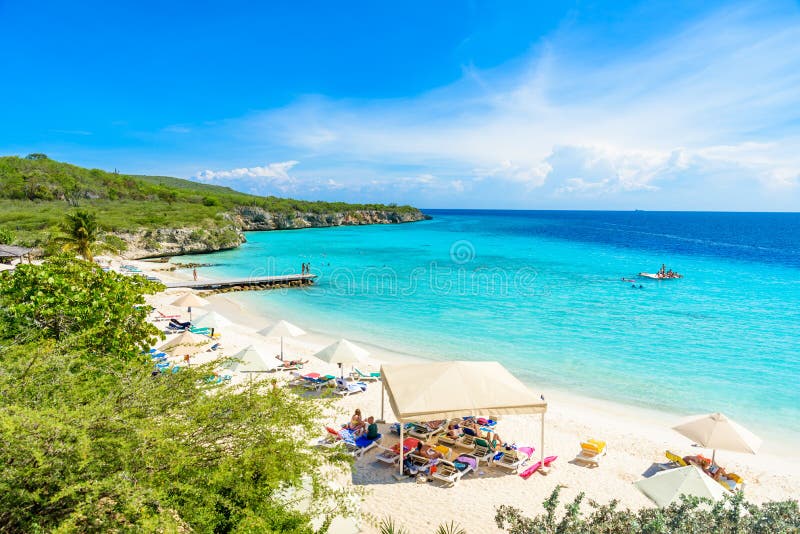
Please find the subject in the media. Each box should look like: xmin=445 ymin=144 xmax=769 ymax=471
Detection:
xmin=495 ymin=485 xmax=800 ymax=534
xmin=0 ymin=227 xmax=14 ymax=245
xmin=202 ymin=195 xmax=220 ymax=206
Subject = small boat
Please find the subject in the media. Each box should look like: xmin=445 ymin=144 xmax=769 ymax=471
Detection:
xmin=638 ymin=272 xmax=683 ymax=280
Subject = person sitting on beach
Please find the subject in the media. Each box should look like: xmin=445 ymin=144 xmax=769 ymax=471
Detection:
xmin=365 ymin=416 xmax=379 ymax=440
xmin=347 ymin=409 xmax=365 ymax=436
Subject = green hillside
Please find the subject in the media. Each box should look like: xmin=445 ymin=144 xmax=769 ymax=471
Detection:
xmin=0 ymin=154 xmax=419 ymax=250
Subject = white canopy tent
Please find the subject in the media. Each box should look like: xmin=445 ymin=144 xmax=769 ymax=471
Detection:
xmin=379 ymin=360 xmax=548 ymax=476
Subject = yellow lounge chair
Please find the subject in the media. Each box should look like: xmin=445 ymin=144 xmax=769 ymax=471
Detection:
xmin=574 ymin=439 xmax=607 ymax=467
xmin=665 ymin=450 xmax=688 ymax=467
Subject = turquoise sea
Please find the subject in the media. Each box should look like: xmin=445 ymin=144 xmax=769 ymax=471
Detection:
xmin=175 ymin=210 xmax=800 ymax=442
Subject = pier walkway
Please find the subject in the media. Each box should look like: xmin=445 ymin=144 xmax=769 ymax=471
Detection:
xmin=164 ymin=273 xmax=316 ymax=291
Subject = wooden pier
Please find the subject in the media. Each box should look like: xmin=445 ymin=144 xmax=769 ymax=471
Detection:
xmin=165 ymin=273 xmax=317 ymax=292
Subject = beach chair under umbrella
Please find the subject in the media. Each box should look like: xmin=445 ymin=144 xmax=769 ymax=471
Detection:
xmin=192 ymin=311 xmax=232 ymax=337
xmin=258 ymin=320 xmax=307 ymax=361
xmin=672 ymin=412 xmax=762 ymax=463
xmin=313 ymin=338 xmax=369 ymax=377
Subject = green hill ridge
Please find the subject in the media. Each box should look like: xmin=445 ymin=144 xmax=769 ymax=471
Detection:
xmin=0 ymin=154 xmax=426 ymax=257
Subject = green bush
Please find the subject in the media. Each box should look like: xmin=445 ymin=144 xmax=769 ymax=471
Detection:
xmin=0 ymin=227 xmax=14 ymax=245
xmin=202 ymin=195 xmax=221 ymax=206
xmin=494 ymin=485 xmax=800 ymax=534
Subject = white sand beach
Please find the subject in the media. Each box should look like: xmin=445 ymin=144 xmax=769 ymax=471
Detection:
xmin=132 ymin=259 xmax=800 ymax=533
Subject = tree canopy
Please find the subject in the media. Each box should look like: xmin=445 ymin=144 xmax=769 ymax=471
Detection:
xmin=0 ymin=257 xmax=356 ymax=532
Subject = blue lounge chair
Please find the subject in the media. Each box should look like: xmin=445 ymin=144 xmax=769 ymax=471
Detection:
xmin=334 ymin=377 xmax=367 ymax=396
xmin=353 ymin=368 xmax=381 ymax=382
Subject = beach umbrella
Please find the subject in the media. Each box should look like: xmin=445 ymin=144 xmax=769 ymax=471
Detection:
xmin=193 ymin=311 xmax=232 ymax=337
xmin=258 ymin=320 xmax=307 ymax=361
xmin=635 ymin=465 xmax=727 ymax=507
xmin=158 ymin=330 xmax=212 ymax=356
xmin=226 ymin=345 xmax=278 ymax=373
xmin=313 ymin=339 xmax=369 ymax=377
xmin=672 ymin=412 xmax=762 ymax=463
xmin=170 ymin=292 xmax=209 ymax=322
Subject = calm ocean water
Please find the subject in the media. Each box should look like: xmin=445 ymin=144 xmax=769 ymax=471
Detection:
xmin=176 ymin=210 xmax=800 ymax=439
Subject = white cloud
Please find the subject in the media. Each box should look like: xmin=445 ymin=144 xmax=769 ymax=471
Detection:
xmin=196 ymin=161 xmax=299 ymax=182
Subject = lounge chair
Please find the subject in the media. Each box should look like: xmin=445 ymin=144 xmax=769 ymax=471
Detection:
xmin=353 ymin=368 xmax=381 ymax=382
xmin=717 ymin=472 xmax=744 ymax=492
xmin=317 ymin=426 xmax=345 ymax=447
xmin=334 ymin=377 xmax=367 ymax=396
xmin=404 ymin=453 xmax=432 ymax=474
xmin=376 ymin=437 xmax=421 ymax=465
xmin=436 ymin=419 xmax=464 ymax=447
xmin=666 ymin=450 xmax=688 ymax=467
xmin=275 ymin=359 xmax=308 ymax=371
xmin=189 ymin=327 xmax=212 ymax=335
xmin=432 ymin=455 xmax=476 ymax=486
xmin=574 ymin=439 xmax=606 ymax=467
xmin=407 ymin=420 xmax=446 ymax=440
xmin=339 ymin=429 xmax=381 ymax=458
xmin=168 ymin=318 xmax=190 ymax=329
xmin=433 ymin=444 xmax=452 ymax=460
xmin=494 ymin=447 xmax=534 ymax=473
xmin=519 ymin=455 xmax=558 ymax=479
xmin=471 ymin=438 xmax=498 ymax=464
xmin=457 ymin=426 xmax=479 ymax=448
xmin=303 ymin=374 xmax=336 ymax=391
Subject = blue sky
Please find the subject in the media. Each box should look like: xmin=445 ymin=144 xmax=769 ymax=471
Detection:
xmin=1 ymin=1 xmax=799 ymax=210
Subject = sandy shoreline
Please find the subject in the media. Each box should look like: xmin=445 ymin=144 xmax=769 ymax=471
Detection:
xmin=133 ymin=258 xmax=799 ymax=533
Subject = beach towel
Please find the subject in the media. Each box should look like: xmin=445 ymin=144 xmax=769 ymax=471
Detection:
xmin=456 ymin=455 xmax=478 ymax=470
xmin=519 ymin=455 xmax=558 ymax=479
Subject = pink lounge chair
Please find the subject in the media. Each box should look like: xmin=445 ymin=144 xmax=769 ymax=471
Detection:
xmin=519 ymin=455 xmax=558 ymax=479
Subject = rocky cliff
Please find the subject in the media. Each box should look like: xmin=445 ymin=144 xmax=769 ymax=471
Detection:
xmin=232 ymin=206 xmax=428 ymax=230
xmin=123 ymin=208 xmax=428 ymax=258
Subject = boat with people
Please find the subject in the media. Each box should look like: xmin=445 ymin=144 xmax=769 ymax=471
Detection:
xmin=639 ymin=264 xmax=682 ymax=279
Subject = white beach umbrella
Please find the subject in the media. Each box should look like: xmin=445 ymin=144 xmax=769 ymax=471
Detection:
xmin=635 ymin=465 xmax=727 ymax=507
xmin=672 ymin=412 xmax=762 ymax=463
xmin=257 ymin=320 xmax=307 ymax=361
xmin=170 ymin=292 xmax=210 ymax=322
xmin=193 ymin=311 xmax=232 ymax=336
xmin=158 ymin=330 xmax=212 ymax=356
xmin=313 ymin=339 xmax=369 ymax=377
xmin=226 ymin=345 xmax=278 ymax=373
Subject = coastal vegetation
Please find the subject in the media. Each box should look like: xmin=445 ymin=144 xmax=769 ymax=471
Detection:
xmin=0 ymin=256 xmax=357 ymax=532
xmin=495 ymin=486 xmax=800 ymax=534
xmin=0 ymin=154 xmax=425 ymax=256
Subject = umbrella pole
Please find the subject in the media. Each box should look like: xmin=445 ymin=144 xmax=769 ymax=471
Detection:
xmin=188 ymin=306 xmax=192 ymax=323
xmin=712 ymin=449 xmax=716 ymax=465
xmin=280 ymin=336 xmax=284 ymax=361
xmin=540 ymin=413 xmax=545 ymax=472
xmin=380 ymin=380 xmax=385 ymax=423
xmin=399 ymin=423 xmax=403 ymax=477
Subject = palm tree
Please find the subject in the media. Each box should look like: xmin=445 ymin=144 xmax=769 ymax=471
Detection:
xmin=61 ymin=210 xmax=99 ymax=261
